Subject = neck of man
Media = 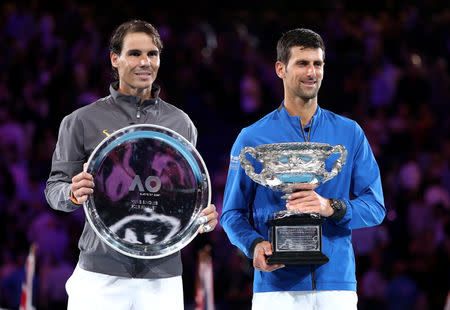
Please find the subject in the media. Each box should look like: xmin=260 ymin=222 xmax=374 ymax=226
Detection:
xmin=284 ymin=95 xmax=318 ymax=128
xmin=118 ymin=84 xmax=153 ymax=102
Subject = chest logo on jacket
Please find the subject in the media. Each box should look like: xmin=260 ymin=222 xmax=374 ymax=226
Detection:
xmin=102 ymin=129 xmax=116 ymax=137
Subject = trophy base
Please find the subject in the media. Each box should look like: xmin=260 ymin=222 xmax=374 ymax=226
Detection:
xmin=267 ymin=251 xmax=329 ymax=265
xmin=266 ymin=212 xmax=328 ymax=266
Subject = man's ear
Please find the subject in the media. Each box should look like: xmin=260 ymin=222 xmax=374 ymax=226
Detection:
xmin=275 ymin=61 xmax=286 ymax=79
xmin=110 ymin=51 xmax=119 ymax=68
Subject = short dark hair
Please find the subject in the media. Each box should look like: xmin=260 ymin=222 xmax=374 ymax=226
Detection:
xmin=276 ymin=28 xmax=325 ymax=64
xmin=109 ymin=19 xmax=163 ymax=78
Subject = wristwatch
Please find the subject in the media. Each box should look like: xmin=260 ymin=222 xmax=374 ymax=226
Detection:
xmin=329 ymin=198 xmax=347 ymax=222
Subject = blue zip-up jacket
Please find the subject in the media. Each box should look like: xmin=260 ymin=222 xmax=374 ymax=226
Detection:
xmin=221 ymin=104 xmax=385 ymax=292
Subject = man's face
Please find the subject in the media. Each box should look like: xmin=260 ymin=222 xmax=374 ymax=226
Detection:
xmin=110 ymin=32 xmax=160 ymax=94
xmin=276 ymin=47 xmax=324 ymax=101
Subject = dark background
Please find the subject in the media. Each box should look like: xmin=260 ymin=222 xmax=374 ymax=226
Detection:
xmin=0 ymin=1 xmax=449 ymax=309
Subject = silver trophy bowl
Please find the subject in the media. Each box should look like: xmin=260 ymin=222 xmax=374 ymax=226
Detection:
xmin=240 ymin=142 xmax=347 ymax=218
xmin=239 ymin=142 xmax=347 ymax=265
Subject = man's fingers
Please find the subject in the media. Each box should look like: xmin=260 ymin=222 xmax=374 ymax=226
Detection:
xmin=286 ymin=196 xmax=316 ymax=207
xmin=73 ymin=187 xmax=94 ymax=198
xmin=72 ymin=171 xmax=93 ymax=184
xmin=199 ymin=219 xmax=218 ymax=233
xmin=71 ymin=187 xmax=93 ymax=204
xmin=287 ymin=190 xmax=315 ymax=200
xmin=73 ymin=179 xmax=95 ymax=190
xmin=291 ymin=183 xmax=317 ymax=191
xmin=199 ymin=204 xmax=218 ymax=222
xmin=255 ymin=242 xmax=272 ymax=256
xmin=205 ymin=211 xmax=219 ymax=222
xmin=266 ymin=264 xmax=285 ymax=271
xmin=253 ymin=254 xmax=267 ymax=271
xmin=254 ymin=264 xmax=284 ymax=272
xmin=77 ymin=187 xmax=94 ymax=196
xmin=198 ymin=212 xmax=217 ymax=224
xmin=262 ymin=245 xmax=272 ymax=256
xmin=258 ymin=257 xmax=271 ymax=270
xmin=198 ymin=205 xmax=218 ymax=233
xmin=74 ymin=194 xmax=89 ymax=204
xmin=200 ymin=204 xmax=216 ymax=216
xmin=286 ymin=200 xmax=318 ymax=210
xmin=201 ymin=224 xmax=212 ymax=233
xmin=259 ymin=246 xmax=284 ymax=271
xmin=254 ymin=241 xmax=285 ymax=272
xmin=198 ymin=216 xmax=208 ymax=225
xmin=254 ymin=255 xmax=285 ymax=272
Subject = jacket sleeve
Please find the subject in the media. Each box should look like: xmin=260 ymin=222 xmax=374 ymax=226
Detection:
xmin=220 ymin=131 xmax=264 ymax=258
xmin=45 ymin=114 xmax=86 ymax=212
xmin=338 ymin=123 xmax=386 ymax=229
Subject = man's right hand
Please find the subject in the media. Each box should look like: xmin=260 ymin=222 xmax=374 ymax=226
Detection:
xmin=253 ymin=241 xmax=285 ymax=272
xmin=70 ymin=165 xmax=94 ymax=204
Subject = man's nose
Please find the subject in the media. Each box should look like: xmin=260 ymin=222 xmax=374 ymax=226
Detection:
xmin=306 ymin=64 xmax=316 ymax=77
xmin=140 ymin=56 xmax=150 ymax=66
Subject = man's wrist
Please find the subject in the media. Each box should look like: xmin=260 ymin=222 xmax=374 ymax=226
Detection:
xmin=249 ymin=237 xmax=265 ymax=258
xmin=69 ymin=189 xmax=82 ymax=205
xmin=328 ymin=198 xmax=347 ymax=222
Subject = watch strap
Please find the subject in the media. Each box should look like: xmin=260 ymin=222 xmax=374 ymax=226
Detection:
xmin=329 ymin=198 xmax=347 ymax=222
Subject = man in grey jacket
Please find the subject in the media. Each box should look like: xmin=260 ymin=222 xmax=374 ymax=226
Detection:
xmin=45 ymin=19 xmax=218 ymax=309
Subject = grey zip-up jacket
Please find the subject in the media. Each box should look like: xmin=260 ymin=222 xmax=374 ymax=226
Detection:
xmin=45 ymin=82 xmax=197 ymax=278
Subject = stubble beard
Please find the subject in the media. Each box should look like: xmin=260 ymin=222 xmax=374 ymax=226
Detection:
xmin=297 ymin=85 xmax=320 ymax=101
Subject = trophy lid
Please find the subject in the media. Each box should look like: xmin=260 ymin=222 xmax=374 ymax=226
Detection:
xmin=83 ymin=124 xmax=211 ymax=259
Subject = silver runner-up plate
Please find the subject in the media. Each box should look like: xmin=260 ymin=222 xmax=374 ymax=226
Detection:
xmin=83 ymin=124 xmax=211 ymax=259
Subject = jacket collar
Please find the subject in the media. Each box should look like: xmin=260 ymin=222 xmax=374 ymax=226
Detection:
xmin=109 ymin=81 xmax=161 ymax=107
xmin=277 ymin=100 xmax=323 ymax=124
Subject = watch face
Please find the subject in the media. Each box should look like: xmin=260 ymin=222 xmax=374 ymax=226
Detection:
xmin=83 ymin=124 xmax=211 ymax=259
xmin=331 ymin=199 xmax=340 ymax=210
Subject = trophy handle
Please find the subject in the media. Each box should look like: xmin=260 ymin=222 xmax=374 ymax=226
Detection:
xmin=322 ymin=144 xmax=348 ymax=183
xmin=239 ymin=146 xmax=265 ymax=185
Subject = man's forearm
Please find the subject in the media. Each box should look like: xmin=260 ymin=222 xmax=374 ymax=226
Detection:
xmin=45 ymin=181 xmax=80 ymax=212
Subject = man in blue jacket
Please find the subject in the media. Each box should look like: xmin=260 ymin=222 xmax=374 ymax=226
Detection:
xmin=221 ymin=28 xmax=386 ymax=309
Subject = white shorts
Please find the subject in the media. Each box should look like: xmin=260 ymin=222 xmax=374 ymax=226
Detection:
xmin=252 ymin=290 xmax=358 ymax=310
xmin=66 ymin=265 xmax=184 ymax=310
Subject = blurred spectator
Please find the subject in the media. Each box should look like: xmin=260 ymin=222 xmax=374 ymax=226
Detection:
xmin=38 ymin=256 xmax=73 ymax=310
xmin=240 ymin=64 xmax=262 ymax=115
xmin=368 ymin=60 xmax=400 ymax=108
xmin=27 ymin=212 xmax=70 ymax=265
xmin=385 ymin=260 xmax=419 ymax=310
xmin=358 ymin=251 xmax=388 ymax=310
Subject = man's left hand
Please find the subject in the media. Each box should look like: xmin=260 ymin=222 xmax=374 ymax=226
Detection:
xmin=198 ymin=204 xmax=218 ymax=233
xmin=285 ymin=184 xmax=334 ymax=217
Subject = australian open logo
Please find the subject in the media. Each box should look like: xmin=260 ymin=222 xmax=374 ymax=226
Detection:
xmin=129 ymin=175 xmax=162 ymax=193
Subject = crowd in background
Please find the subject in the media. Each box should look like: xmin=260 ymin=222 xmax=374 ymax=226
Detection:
xmin=0 ymin=1 xmax=449 ymax=309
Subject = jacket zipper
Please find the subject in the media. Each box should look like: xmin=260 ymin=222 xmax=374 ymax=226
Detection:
xmin=136 ymin=104 xmax=141 ymax=119
xmin=311 ymin=266 xmax=316 ymax=290
xmin=300 ymin=115 xmax=314 ymax=142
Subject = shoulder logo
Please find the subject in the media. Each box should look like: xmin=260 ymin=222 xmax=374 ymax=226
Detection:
xmin=229 ymin=155 xmax=241 ymax=170
xmin=102 ymin=129 xmax=112 ymax=137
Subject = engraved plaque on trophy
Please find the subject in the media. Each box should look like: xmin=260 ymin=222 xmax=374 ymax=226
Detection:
xmin=240 ymin=142 xmax=347 ymax=265
xmin=83 ymin=124 xmax=211 ymax=259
